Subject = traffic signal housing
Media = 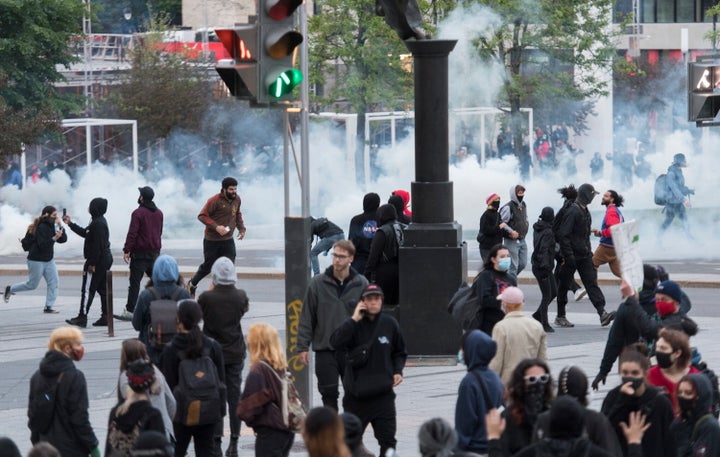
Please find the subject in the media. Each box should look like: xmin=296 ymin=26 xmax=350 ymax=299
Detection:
xmin=688 ymin=59 xmax=720 ymax=125
xmin=215 ymin=26 xmax=259 ymax=100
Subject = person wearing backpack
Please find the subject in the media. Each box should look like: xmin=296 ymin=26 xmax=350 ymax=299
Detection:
xmin=106 ymin=359 xmax=165 ymax=457
xmin=310 ymin=216 xmax=345 ymax=276
xmin=132 ymin=255 xmax=191 ymax=365
xmin=659 ymin=153 xmax=694 ymax=238
xmin=365 ymin=204 xmax=402 ymax=305
xmin=4 ymin=206 xmax=67 ymax=313
xmin=477 ymin=193 xmax=508 ymax=263
xmin=237 ymin=323 xmax=296 ymax=457
xmin=28 ymin=326 xmax=101 ymax=457
xmin=160 ymin=300 xmax=226 ymax=457
xmin=499 ymin=184 xmax=529 ymax=280
xmin=671 ymin=374 xmax=720 ymax=457
xmin=198 ymin=256 xmax=250 ymax=457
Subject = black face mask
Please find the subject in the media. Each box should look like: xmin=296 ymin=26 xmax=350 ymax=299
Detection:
xmin=621 ymin=376 xmax=644 ymax=391
xmin=491 ymin=201 xmax=500 ymax=209
xmin=516 ymin=195 xmax=524 ymax=203
xmin=655 ymin=351 xmax=674 ymax=369
xmin=678 ymin=397 xmax=696 ymax=417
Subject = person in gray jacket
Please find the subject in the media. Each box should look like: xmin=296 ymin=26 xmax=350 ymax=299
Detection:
xmin=297 ymin=239 xmax=369 ymax=411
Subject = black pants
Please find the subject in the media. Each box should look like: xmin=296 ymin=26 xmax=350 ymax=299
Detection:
xmin=557 ymin=256 xmax=605 ymax=317
xmin=554 ymin=256 xmax=580 ymax=292
xmin=532 ymin=267 xmax=556 ymax=325
xmin=82 ymin=256 xmax=112 ymax=317
xmin=343 ymin=392 xmax=397 ymax=457
xmin=173 ymin=422 xmax=215 ymax=457
xmin=254 ymin=426 xmax=294 ymax=457
xmin=191 ymin=239 xmax=236 ymax=287
xmin=215 ymin=361 xmax=243 ymax=439
xmin=126 ymin=253 xmax=157 ymax=312
xmin=315 ymin=350 xmax=344 ymax=411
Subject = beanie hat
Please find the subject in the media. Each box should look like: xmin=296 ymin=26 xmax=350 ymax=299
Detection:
xmin=497 ymin=286 xmax=524 ymax=305
xmin=211 ymin=256 xmax=236 ymax=285
xmin=557 ymin=366 xmax=589 ymax=406
xmin=418 ymin=417 xmax=457 ymax=457
xmin=126 ymin=359 xmax=155 ymax=393
xmin=486 ymin=193 xmax=500 ymax=205
xmin=656 ymin=280 xmax=682 ymax=303
xmin=132 ymin=430 xmax=173 ymax=456
xmin=138 ymin=186 xmax=155 ymax=201
xmin=549 ymin=396 xmax=585 ymax=439
xmin=340 ymin=412 xmax=363 ymax=451
xmin=577 ymin=183 xmax=598 ymax=205
xmin=540 ymin=206 xmax=554 ymax=222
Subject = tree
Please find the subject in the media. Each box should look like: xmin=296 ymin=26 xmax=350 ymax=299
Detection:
xmin=453 ymin=0 xmax=619 ymax=167
xmin=0 ymin=0 xmax=85 ymax=161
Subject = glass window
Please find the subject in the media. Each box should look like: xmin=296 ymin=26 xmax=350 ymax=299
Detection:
xmin=656 ymin=0 xmax=674 ymax=22
xmin=641 ymin=0 xmax=655 ymax=22
xmin=677 ymin=0 xmax=694 ymax=21
xmin=703 ymin=0 xmax=717 ymax=22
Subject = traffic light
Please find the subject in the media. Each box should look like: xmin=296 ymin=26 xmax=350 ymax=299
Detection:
xmin=215 ymin=26 xmax=259 ymax=100
xmin=688 ymin=60 xmax=720 ymax=124
xmin=257 ymin=0 xmax=304 ymax=103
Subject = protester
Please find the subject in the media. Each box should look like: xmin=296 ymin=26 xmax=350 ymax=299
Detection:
xmin=198 ymin=256 xmax=249 ymax=457
xmin=117 ymin=339 xmax=176 ymax=442
xmin=591 ymin=190 xmax=625 ymax=278
xmin=390 ymin=189 xmax=412 ymax=218
xmin=418 ymin=417 xmax=474 ymax=457
xmin=237 ymin=323 xmax=296 ymax=457
xmin=28 ymin=327 xmax=100 ymax=456
xmin=348 ymin=192 xmax=380 ymax=275
xmin=454 ymin=330 xmax=504 ymax=455
xmin=388 ymin=194 xmax=411 ymax=225
xmin=530 ymin=207 xmax=557 ymax=332
xmin=601 ymin=347 xmax=676 ymax=457
xmin=553 ymin=184 xmax=586 ymax=308
xmin=489 ymin=287 xmax=547 ymax=385
xmin=471 ymin=244 xmax=517 ymax=335
xmin=670 ymin=374 xmax=720 ymax=457
xmin=654 ymin=280 xmax=698 ymax=337
xmin=116 ymin=186 xmax=163 ymax=321
xmin=4 ymin=206 xmax=67 ymax=313
xmin=655 ymin=266 xmax=692 ymax=314
xmin=476 ymin=193 xmax=508 ymax=263
xmin=365 ymin=204 xmax=402 ymax=305
xmin=659 ymin=153 xmax=694 ymax=237
xmin=0 ymin=437 xmax=21 ymax=457
xmin=159 ymin=300 xmax=226 ymax=457
xmin=63 ymin=198 xmax=113 ymax=327
xmin=341 ymin=412 xmax=364 ymax=457
xmin=188 ymin=177 xmax=246 ymax=297
xmin=310 ymin=217 xmax=345 ymax=276
xmin=500 ymin=184 xmax=529 ymax=279
xmin=301 ymin=407 xmax=352 ymax=457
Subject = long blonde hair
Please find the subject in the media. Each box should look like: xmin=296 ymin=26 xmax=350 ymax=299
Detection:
xmin=247 ymin=323 xmax=286 ymax=370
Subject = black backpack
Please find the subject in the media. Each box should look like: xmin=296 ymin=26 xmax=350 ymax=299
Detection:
xmin=20 ymin=231 xmax=36 ymax=252
xmin=380 ymin=222 xmax=405 ymax=261
xmin=28 ymin=372 xmax=64 ymax=435
xmin=148 ymin=286 xmax=183 ymax=350
xmin=447 ymin=281 xmax=480 ymax=331
xmin=173 ymin=346 xmax=226 ymax=426
xmin=654 ymin=174 xmax=670 ymax=205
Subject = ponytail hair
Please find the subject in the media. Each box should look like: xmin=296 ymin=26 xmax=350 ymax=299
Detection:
xmin=177 ymin=300 xmax=204 ymax=358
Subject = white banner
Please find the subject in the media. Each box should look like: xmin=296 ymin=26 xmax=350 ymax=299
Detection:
xmin=610 ymin=219 xmax=643 ymax=291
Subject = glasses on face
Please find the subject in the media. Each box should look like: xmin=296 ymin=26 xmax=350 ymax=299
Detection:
xmin=524 ymin=374 xmax=550 ymax=385
xmin=331 ymin=253 xmax=349 ymax=259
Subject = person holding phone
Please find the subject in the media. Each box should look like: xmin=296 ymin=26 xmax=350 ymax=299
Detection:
xmin=4 ymin=206 xmax=66 ymax=313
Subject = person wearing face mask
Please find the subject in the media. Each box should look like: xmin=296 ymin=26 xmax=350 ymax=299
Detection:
xmin=28 ymin=326 xmax=101 ymax=457
xmin=477 ymin=193 xmax=508 ymax=263
xmin=670 ymin=374 xmax=720 ymax=457
xmin=647 ymin=328 xmax=701 ymax=417
xmin=654 ymin=280 xmax=698 ymax=337
xmin=555 ymin=183 xmax=615 ymax=328
xmin=496 ymin=359 xmax=553 ymax=455
xmin=530 ymin=207 xmax=557 ymax=332
xmin=601 ymin=346 xmax=675 ymax=457
xmin=471 ymin=244 xmax=517 ymax=335
xmin=499 ymin=184 xmax=529 ymax=280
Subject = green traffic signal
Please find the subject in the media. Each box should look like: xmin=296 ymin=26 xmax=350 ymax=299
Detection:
xmin=268 ymin=69 xmax=303 ymax=98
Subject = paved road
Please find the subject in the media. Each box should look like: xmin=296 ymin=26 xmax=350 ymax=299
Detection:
xmin=1 ymin=242 xmax=719 ymax=456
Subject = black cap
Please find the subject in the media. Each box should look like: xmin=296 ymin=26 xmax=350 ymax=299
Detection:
xmin=138 ymin=186 xmax=154 ymax=201
xmin=361 ymin=284 xmax=384 ymax=298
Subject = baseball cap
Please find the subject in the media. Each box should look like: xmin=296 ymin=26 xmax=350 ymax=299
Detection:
xmin=497 ymin=286 xmax=524 ymax=304
xmin=361 ymin=284 xmax=384 ymax=298
xmin=138 ymin=186 xmax=154 ymax=200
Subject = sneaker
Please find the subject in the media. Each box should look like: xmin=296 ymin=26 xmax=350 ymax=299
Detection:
xmin=3 ymin=285 xmax=10 ymax=303
xmin=113 ymin=310 xmax=134 ymax=321
xmin=43 ymin=307 xmax=59 ymax=314
xmin=187 ymin=282 xmax=197 ymax=298
xmin=543 ymin=324 xmax=555 ymax=333
xmin=66 ymin=315 xmax=87 ymax=328
xmin=600 ymin=310 xmax=616 ymax=327
xmin=554 ymin=316 xmax=575 ymax=328
xmin=574 ymin=288 xmax=588 ymax=301
xmin=92 ymin=316 xmax=108 ymax=327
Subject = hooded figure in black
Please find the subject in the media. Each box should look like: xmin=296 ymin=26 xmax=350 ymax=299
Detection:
xmin=670 ymin=373 xmax=720 ymax=457
xmin=365 ymin=204 xmax=401 ymax=305
xmin=348 ymin=192 xmax=381 ymax=275
xmin=531 ymin=207 xmax=557 ymax=332
xmin=388 ymin=195 xmax=411 ymax=225
xmin=64 ymin=197 xmax=113 ymax=328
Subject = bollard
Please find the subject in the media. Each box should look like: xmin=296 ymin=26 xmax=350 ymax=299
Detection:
xmin=106 ymin=270 xmax=114 ymax=337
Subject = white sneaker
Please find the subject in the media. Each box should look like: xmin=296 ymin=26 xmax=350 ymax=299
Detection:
xmin=574 ymin=288 xmax=588 ymax=301
xmin=113 ymin=310 xmax=134 ymax=321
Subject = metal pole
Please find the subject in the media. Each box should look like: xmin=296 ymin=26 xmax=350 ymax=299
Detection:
xmin=300 ymin=2 xmax=310 ymax=217
xmin=284 ymin=110 xmax=290 ymax=217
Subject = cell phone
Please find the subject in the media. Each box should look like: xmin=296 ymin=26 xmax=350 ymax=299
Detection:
xmin=62 ymin=208 xmax=67 ymax=217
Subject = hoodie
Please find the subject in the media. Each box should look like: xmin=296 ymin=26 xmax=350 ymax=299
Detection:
xmin=670 ymin=373 xmax=720 ymax=457
xmin=455 ymin=330 xmax=504 ymax=453
xmin=388 ymin=195 xmax=411 ymax=224
xmin=391 ymin=189 xmax=412 ymax=216
xmin=123 ymin=199 xmax=163 ymax=255
xmin=348 ymin=193 xmax=380 ymax=267
xmin=67 ymin=197 xmax=112 ymax=267
xmin=531 ymin=217 xmax=555 ymax=273
xmin=500 ymin=184 xmax=528 ymax=239
xmin=27 ymin=216 xmax=67 ymax=262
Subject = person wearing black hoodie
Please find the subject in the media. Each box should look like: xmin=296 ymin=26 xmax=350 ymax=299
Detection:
xmin=477 ymin=193 xmax=508 ymax=263
xmin=365 ymin=204 xmax=402 ymax=305
xmin=531 ymin=207 xmax=557 ymax=332
xmin=348 ymin=192 xmax=381 ymax=275
xmin=671 ymin=373 xmax=720 ymax=456
xmin=388 ymin=194 xmax=411 ymax=225
xmin=64 ymin=197 xmax=113 ymax=327
xmin=4 ymin=206 xmax=67 ymax=313
xmin=556 ymin=183 xmax=615 ymax=327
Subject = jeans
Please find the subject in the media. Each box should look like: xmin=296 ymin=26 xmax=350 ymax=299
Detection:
xmin=191 ymin=239 xmax=236 ymax=287
xmin=660 ymin=203 xmax=690 ymax=235
xmin=126 ymin=253 xmax=157 ymax=312
xmin=254 ymin=427 xmax=294 ymax=457
xmin=315 ymin=350 xmax=344 ymax=411
xmin=11 ymin=259 xmax=58 ymax=309
xmin=503 ymin=238 xmax=527 ymax=280
xmin=344 ymin=391 xmax=397 ymax=457
xmin=311 ymin=233 xmax=344 ymax=275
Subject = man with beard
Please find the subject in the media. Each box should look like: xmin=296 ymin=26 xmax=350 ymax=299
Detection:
xmin=592 ymin=190 xmax=624 ymax=278
xmin=555 ymin=183 xmax=615 ymax=327
xmin=187 ymin=177 xmax=246 ymax=297
xmin=115 ymin=186 xmax=163 ymax=321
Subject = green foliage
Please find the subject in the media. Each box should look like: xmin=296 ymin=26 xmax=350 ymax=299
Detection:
xmin=0 ymin=0 xmax=84 ymax=158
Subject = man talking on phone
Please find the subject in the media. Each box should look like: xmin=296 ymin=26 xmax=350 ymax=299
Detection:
xmin=330 ymin=284 xmax=407 ymax=457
